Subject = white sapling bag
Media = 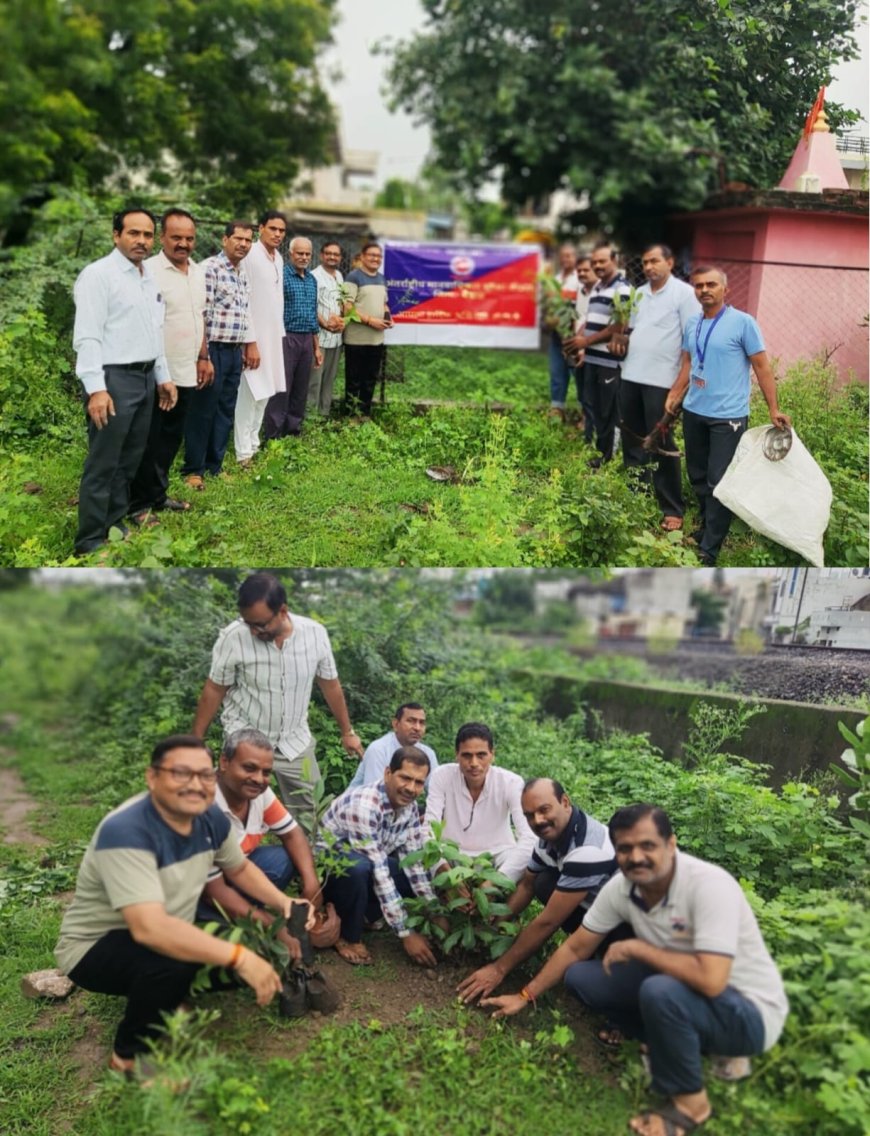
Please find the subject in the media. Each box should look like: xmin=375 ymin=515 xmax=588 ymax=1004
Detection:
xmin=712 ymin=426 xmax=832 ymax=566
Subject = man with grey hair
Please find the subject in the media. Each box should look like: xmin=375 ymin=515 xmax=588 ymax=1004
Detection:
xmin=198 ymin=728 xmax=331 ymax=957
xmin=665 ymin=266 xmax=791 ymax=565
xmin=264 ymin=235 xmax=322 ymax=438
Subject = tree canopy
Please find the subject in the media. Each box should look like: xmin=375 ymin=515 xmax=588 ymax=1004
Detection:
xmin=384 ymin=0 xmax=863 ymax=242
xmin=0 ymin=0 xmax=338 ymax=240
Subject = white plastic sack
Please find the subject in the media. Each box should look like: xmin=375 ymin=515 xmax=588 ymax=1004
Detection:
xmin=712 ymin=426 xmax=832 ymax=566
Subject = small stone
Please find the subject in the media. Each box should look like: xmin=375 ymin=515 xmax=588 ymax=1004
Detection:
xmin=21 ymin=969 xmax=75 ymax=1000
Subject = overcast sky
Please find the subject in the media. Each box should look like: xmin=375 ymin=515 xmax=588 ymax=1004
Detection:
xmin=325 ymin=0 xmax=869 ymax=187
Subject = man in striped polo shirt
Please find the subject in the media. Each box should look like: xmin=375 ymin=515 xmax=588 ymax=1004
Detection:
xmin=192 ymin=572 xmax=364 ymax=833
xmin=198 ymin=729 xmax=325 ymax=957
xmin=457 ymin=777 xmax=616 ymax=1003
xmin=572 ymin=243 xmax=632 ymax=466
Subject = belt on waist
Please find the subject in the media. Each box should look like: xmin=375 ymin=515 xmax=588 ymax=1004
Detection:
xmin=209 ymin=341 xmax=245 ymax=348
xmin=108 ymin=360 xmax=156 ymax=373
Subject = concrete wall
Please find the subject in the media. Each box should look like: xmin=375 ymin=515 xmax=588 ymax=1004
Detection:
xmin=513 ymin=671 xmax=865 ymax=786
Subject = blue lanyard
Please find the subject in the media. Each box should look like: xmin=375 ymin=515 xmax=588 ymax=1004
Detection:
xmin=695 ymin=305 xmax=729 ymax=370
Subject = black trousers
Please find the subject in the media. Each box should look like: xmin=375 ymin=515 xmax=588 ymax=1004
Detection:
xmin=619 ymin=380 xmax=684 ymax=518
xmin=344 ymin=343 xmax=384 ymax=416
xmin=69 ymin=929 xmax=203 ymax=1058
xmin=265 ymin=333 xmax=313 ymax=438
xmin=75 ymin=366 xmax=155 ymax=552
xmin=682 ymin=408 xmax=748 ymax=561
xmin=585 ymin=362 xmax=621 ymax=460
xmin=128 ymin=385 xmax=195 ymax=513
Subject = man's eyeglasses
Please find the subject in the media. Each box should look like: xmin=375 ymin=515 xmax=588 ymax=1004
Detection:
xmin=243 ymin=613 xmax=278 ymax=631
xmin=154 ymin=765 xmax=218 ymax=785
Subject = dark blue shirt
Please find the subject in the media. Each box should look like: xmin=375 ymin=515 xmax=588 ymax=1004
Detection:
xmin=283 ymin=265 xmax=318 ymax=333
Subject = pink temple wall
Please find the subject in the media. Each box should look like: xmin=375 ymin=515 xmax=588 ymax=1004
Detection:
xmin=668 ymin=207 xmax=868 ymax=383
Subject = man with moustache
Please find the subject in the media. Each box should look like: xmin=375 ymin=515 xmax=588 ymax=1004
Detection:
xmin=547 ymin=243 xmax=579 ymax=419
xmin=665 ymin=267 xmax=791 ymax=564
xmin=424 ymin=723 xmax=535 ymax=883
xmin=457 ymin=777 xmax=616 ymax=1004
xmin=191 ymin=572 xmax=363 ymax=832
xmin=182 ymin=220 xmax=259 ymax=489
xmin=347 ymin=702 xmax=439 ymax=790
xmin=319 ymin=746 xmax=443 ymax=967
xmin=308 ymin=240 xmax=346 ymax=417
xmin=483 ymin=804 xmax=788 ymax=1136
xmin=198 ymin=729 xmax=334 ymax=958
xmin=617 ymin=244 xmax=701 ymax=533
xmin=264 ymin=235 xmax=322 ymax=439
xmin=72 ymin=207 xmax=177 ymax=555
xmin=569 ymin=243 xmax=632 ymax=466
xmin=127 ymin=209 xmax=212 ymax=522
xmin=234 ymin=211 xmax=289 ymax=467
xmin=54 ymin=734 xmax=313 ymax=1074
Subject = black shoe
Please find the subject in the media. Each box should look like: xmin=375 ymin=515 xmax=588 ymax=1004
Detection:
xmin=698 ymin=551 xmax=717 ymax=566
xmin=588 ymin=457 xmax=603 ymax=470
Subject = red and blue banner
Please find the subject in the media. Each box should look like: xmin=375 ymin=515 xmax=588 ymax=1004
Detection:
xmin=382 ymin=241 xmax=542 ymax=348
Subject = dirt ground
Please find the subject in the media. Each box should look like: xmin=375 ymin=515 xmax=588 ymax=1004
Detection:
xmin=0 ymin=762 xmax=48 ymax=846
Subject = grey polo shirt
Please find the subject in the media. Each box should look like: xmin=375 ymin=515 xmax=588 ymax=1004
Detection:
xmin=621 ymin=276 xmax=701 ymax=390
xmin=583 ymin=850 xmax=789 ymax=1050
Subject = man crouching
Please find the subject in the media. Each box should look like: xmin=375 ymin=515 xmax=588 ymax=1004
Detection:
xmin=54 ymin=734 xmax=314 ymax=1074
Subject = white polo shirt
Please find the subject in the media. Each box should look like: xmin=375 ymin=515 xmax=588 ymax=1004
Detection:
xmin=621 ymin=275 xmax=701 ymax=390
xmin=583 ymin=850 xmax=789 ymax=1050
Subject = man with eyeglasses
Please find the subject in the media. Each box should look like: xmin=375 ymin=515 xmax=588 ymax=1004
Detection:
xmin=55 ymin=734 xmax=313 ymax=1076
xmin=192 ymin=572 xmax=364 ymax=834
xmin=423 ymin=722 xmax=535 ymax=884
xmin=341 ymin=241 xmax=394 ymax=418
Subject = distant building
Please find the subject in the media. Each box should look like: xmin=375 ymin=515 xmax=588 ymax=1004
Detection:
xmin=561 ymin=570 xmax=697 ymax=640
xmin=768 ymin=568 xmax=870 ymax=646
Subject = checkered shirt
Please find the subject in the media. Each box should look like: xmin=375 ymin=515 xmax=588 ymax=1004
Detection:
xmin=318 ymin=782 xmax=435 ymax=934
xmin=203 ymin=251 xmax=253 ymax=343
xmin=283 ymin=265 xmax=319 ymax=333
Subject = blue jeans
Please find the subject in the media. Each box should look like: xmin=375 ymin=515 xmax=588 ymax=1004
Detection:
xmin=564 ymin=959 xmax=765 ymax=1096
xmin=182 ymin=342 xmax=242 ymax=476
xmin=323 ymin=850 xmax=414 ymax=943
xmin=196 ymin=844 xmax=296 ymax=922
xmin=548 ymin=333 xmax=576 ymax=407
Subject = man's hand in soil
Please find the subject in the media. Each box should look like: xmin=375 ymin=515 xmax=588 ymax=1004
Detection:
xmin=457 ymin=962 xmax=504 ymax=1003
xmin=480 ymin=992 xmax=528 ymax=1019
xmin=235 ymin=948 xmax=282 ymax=1006
xmin=403 ymin=931 xmax=438 ymax=967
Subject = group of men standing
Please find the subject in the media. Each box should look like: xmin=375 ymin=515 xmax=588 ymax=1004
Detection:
xmin=72 ymin=208 xmax=392 ymax=556
xmin=56 ymin=571 xmax=789 ymax=1136
xmin=546 ymin=242 xmax=791 ymax=564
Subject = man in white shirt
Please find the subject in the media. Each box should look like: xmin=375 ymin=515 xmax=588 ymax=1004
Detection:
xmin=72 ymin=207 xmax=177 ymax=555
xmin=424 ymin=722 xmax=535 ymax=882
xmin=234 ymin=211 xmax=288 ymax=467
xmin=484 ymin=803 xmax=788 ymax=1136
xmin=309 ymin=241 xmax=345 ymax=417
xmin=617 ymin=245 xmax=701 ymax=533
xmin=191 ymin=572 xmax=364 ymax=833
xmin=128 ymin=209 xmax=212 ymax=522
xmin=347 ymin=702 xmax=438 ymax=790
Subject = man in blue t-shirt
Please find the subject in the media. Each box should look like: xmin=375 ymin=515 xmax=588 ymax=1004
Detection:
xmin=665 ymin=267 xmax=791 ymax=564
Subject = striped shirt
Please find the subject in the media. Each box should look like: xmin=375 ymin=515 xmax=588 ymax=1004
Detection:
xmin=206 ymin=783 xmax=296 ymax=879
xmin=528 ymin=807 xmax=616 ymax=908
xmin=203 ymin=251 xmax=255 ymax=344
xmin=584 ymin=272 xmax=632 ymax=369
xmin=55 ymin=792 xmax=243 ymax=973
xmin=209 ymin=614 xmax=339 ymax=760
xmin=283 ymin=265 xmax=319 ymax=333
xmin=313 ymin=264 xmax=344 ymax=349
xmin=319 ymin=782 xmax=435 ymax=935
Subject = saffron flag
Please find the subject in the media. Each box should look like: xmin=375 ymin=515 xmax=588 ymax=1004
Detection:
xmin=382 ymin=241 xmax=542 ymax=348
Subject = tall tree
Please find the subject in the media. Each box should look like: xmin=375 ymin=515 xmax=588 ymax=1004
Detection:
xmin=384 ymin=0 xmax=862 ymax=243
xmin=0 ymin=0 xmax=338 ymax=241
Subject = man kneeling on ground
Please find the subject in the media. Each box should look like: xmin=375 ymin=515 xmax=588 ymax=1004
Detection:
xmin=198 ymin=728 xmax=339 ymax=956
xmin=457 ymin=778 xmax=617 ymax=1004
xmin=318 ymin=745 xmax=445 ymax=967
xmin=483 ymin=803 xmax=788 ymax=1136
xmin=54 ymin=734 xmax=314 ymax=1074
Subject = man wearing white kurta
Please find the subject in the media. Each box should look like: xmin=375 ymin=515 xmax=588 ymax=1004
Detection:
xmin=233 ymin=212 xmax=288 ymax=466
xmin=424 ymin=722 xmax=535 ymax=882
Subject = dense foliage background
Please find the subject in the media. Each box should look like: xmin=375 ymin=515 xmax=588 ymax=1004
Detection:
xmin=0 ymin=572 xmax=867 ymax=1133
